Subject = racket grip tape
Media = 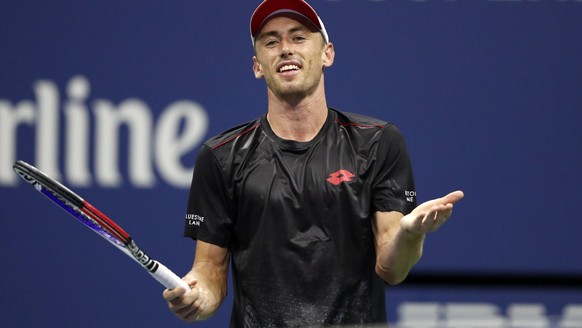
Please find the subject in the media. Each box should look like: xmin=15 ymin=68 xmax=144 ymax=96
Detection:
xmin=149 ymin=262 xmax=191 ymax=290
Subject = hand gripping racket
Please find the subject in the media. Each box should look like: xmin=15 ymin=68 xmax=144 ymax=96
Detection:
xmin=13 ymin=160 xmax=190 ymax=291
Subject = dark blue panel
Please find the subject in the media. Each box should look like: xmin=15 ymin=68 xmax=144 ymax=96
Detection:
xmin=1 ymin=1 xmax=581 ymax=327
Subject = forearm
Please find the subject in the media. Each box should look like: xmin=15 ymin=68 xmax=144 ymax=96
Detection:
xmin=167 ymin=241 xmax=229 ymax=323
xmin=188 ymin=262 xmax=228 ymax=320
xmin=375 ymin=227 xmax=425 ymax=285
xmin=373 ymin=192 xmax=465 ymax=285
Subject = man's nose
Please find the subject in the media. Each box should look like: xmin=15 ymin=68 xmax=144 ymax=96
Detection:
xmin=280 ymin=40 xmax=293 ymax=57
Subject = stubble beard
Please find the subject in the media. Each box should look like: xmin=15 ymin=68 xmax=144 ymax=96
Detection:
xmin=268 ymin=63 xmax=322 ymax=104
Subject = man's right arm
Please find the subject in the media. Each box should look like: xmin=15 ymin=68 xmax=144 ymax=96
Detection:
xmin=163 ymin=240 xmax=229 ymax=323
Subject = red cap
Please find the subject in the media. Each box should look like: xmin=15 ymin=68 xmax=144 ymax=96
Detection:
xmin=250 ymin=0 xmax=329 ymax=45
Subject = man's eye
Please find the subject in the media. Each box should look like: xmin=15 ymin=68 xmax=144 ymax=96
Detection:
xmin=293 ymin=36 xmax=306 ymax=42
xmin=265 ymin=40 xmax=278 ymax=47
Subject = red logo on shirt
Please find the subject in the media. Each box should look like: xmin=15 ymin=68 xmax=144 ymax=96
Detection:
xmin=326 ymin=170 xmax=355 ymax=186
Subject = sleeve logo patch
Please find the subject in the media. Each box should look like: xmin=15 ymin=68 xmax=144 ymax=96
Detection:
xmin=185 ymin=214 xmax=205 ymax=226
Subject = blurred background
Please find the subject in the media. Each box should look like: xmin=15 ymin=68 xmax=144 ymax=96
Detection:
xmin=1 ymin=0 xmax=581 ymax=327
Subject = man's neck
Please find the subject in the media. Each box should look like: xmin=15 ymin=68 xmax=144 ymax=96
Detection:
xmin=266 ymin=95 xmax=328 ymax=142
xmin=265 ymin=82 xmax=329 ymax=142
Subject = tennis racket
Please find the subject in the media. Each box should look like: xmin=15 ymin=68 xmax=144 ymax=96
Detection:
xmin=13 ymin=160 xmax=189 ymax=291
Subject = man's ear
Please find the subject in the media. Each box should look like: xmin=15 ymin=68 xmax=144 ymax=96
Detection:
xmin=322 ymin=42 xmax=335 ymax=68
xmin=253 ymin=56 xmax=264 ymax=79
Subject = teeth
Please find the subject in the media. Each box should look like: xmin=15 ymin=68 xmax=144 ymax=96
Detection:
xmin=279 ymin=65 xmax=299 ymax=72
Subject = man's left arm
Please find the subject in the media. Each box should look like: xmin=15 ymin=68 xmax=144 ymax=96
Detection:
xmin=372 ymin=190 xmax=465 ymax=285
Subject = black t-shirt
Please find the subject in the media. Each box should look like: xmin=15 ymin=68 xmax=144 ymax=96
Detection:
xmin=184 ymin=108 xmax=416 ymax=327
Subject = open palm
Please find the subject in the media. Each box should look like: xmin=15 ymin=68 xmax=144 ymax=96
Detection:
xmin=400 ymin=190 xmax=465 ymax=235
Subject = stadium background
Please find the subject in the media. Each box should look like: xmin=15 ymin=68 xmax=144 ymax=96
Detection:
xmin=1 ymin=0 xmax=580 ymax=326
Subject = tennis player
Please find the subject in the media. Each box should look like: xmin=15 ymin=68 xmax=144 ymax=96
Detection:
xmin=163 ymin=0 xmax=464 ymax=326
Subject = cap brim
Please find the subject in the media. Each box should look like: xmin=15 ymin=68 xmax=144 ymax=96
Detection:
xmin=250 ymin=0 xmax=325 ymax=41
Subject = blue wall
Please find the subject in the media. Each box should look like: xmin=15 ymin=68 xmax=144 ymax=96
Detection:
xmin=1 ymin=1 xmax=581 ymax=326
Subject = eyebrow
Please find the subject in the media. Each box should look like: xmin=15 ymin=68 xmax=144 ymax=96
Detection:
xmin=256 ymin=25 xmax=311 ymax=41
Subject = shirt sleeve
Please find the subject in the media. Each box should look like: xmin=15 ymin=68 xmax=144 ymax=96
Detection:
xmin=371 ymin=124 xmax=416 ymax=215
xmin=183 ymin=144 xmax=233 ymax=247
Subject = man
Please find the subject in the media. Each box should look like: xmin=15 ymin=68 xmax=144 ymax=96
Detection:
xmin=163 ymin=0 xmax=464 ymax=326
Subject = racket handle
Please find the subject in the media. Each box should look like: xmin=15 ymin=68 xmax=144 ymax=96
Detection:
xmin=149 ymin=261 xmax=191 ymax=290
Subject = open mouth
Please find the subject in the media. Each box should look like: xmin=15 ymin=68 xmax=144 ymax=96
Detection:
xmin=277 ymin=62 xmax=301 ymax=73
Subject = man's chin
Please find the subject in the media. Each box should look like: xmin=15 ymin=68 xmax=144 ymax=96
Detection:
xmin=273 ymin=88 xmax=309 ymax=102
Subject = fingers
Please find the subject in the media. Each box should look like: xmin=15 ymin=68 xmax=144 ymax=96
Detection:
xmin=418 ymin=203 xmax=454 ymax=233
xmin=441 ymin=190 xmax=464 ymax=205
xmin=163 ymin=286 xmax=186 ymax=302
xmin=163 ymin=278 xmax=208 ymax=323
xmin=413 ymin=190 xmax=464 ymax=215
xmin=166 ymin=286 xmax=208 ymax=322
xmin=401 ymin=190 xmax=463 ymax=234
xmin=181 ymin=289 xmax=209 ymax=322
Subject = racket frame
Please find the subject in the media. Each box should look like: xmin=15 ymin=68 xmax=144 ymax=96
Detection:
xmin=13 ymin=160 xmax=189 ymax=290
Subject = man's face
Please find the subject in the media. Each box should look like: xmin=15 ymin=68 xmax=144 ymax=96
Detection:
xmin=253 ymin=16 xmax=334 ymax=102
